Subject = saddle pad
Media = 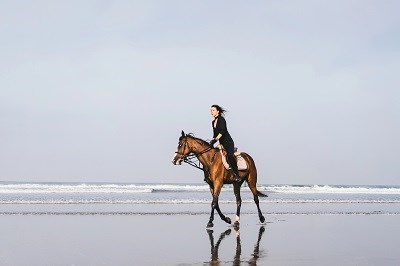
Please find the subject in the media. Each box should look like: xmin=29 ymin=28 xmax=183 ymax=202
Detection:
xmin=220 ymin=150 xmax=248 ymax=170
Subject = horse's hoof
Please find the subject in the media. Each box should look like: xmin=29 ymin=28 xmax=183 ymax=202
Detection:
xmin=224 ymin=217 xmax=231 ymax=224
xmin=260 ymin=216 xmax=265 ymax=223
xmin=233 ymin=221 xmax=240 ymax=230
xmin=207 ymin=222 xmax=214 ymax=228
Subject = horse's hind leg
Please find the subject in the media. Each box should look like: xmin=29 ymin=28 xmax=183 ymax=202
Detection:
xmin=247 ymin=180 xmax=265 ymax=223
xmin=233 ymin=183 xmax=242 ymax=227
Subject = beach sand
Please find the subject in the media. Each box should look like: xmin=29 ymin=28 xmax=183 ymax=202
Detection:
xmin=1 ymin=211 xmax=400 ymax=265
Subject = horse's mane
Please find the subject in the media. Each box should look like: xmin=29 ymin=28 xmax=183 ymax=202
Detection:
xmin=186 ymin=133 xmax=212 ymax=147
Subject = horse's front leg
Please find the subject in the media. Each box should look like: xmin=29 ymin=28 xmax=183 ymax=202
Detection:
xmin=208 ymin=195 xmax=231 ymax=227
xmin=207 ymin=182 xmax=230 ymax=227
xmin=207 ymin=195 xmax=216 ymax=228
xmin=215 ymin=200 xmax=231 ymax=225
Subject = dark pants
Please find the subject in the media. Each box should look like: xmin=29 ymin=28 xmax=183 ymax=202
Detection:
xmin=222 ymin=140 xmax=239 ymax=176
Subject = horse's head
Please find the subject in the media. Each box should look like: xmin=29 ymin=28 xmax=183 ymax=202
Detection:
xmin=172 ymin=131 xmax=214 ymax=166
xmin=171 ymin=130 xmax=193 ymax=165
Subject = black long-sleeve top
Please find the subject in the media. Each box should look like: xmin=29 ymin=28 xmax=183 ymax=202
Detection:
xmin=212 ymin=115 xmax=234 ymax=146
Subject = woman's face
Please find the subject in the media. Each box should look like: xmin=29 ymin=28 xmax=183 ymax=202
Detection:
xmin=210 ymin=107 xmax=219 ymax=118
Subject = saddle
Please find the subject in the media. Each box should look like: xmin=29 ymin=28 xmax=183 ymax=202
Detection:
xmin=219 ymin=147 xmax=248 ymax=170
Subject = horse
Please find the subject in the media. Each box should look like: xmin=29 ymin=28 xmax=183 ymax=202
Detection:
xmin=172 ymin=131 xmax=266 ymax=228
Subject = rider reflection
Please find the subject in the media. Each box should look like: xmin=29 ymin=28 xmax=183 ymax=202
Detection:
xmin=207 ymin=226 xmax=266 ymax=265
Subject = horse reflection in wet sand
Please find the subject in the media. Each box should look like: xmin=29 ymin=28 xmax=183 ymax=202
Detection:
xmin=207 ymin=226 xmax=266 ymax=265
xmin=172 ymin=131 xmax=267 ymax=228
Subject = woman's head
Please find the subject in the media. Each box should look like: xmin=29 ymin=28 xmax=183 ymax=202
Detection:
xmin=211 ymin=104 xmax=226 ymax=117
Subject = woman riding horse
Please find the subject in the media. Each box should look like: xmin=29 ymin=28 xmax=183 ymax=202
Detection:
xmin=209 ymin=105 xmax=241 ymax=182
xmin=172 ymin=131 xmax=266 ymax=228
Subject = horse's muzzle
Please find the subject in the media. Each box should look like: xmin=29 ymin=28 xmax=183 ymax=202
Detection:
xmin=171 ymin=154 xmax=183 ymax=165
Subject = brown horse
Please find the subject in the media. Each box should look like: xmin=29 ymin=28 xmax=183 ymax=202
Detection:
xmin=172 ymin=131 xmax=266 ymax=228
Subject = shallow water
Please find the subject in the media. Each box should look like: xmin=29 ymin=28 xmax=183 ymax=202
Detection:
xmin=1 ymin=182 xmax=399 ymax=216
xmin=1 ymin=182 xmax=400 ymax=265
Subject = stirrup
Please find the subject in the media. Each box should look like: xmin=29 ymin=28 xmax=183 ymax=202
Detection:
xmin=234 ymin=174 xmax=241 ymax=182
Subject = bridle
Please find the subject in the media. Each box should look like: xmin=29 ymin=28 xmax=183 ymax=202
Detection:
xmin=175 ymin=136 xmax=215 ymax=171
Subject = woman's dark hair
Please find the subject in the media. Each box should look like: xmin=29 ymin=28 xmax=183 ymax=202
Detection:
xmin=211 ymin=104 xmax=227 ymax=115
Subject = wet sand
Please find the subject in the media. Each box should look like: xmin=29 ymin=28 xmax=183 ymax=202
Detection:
xmin=1 ymin=213 xmax=400 ymax=265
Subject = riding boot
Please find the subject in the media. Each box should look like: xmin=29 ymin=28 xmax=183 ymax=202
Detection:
xmin=233 ymin=172 xmax=241 ymax=182
xmin=227 ymin=153 xmax=241 ymax=182
xmin=231 ymin=161 xmax=241 ymax=182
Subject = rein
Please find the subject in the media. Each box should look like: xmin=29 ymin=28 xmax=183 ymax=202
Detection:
xmin=183 ymin=155 xmax=204 ymax=170
xmin=183 ymin=146 xmax=214 ymax=171
xmin=178 ymin=137 xmax=215 ymax=171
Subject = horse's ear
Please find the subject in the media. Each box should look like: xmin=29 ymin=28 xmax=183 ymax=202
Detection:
xmin=181 ymin=130 xmax=185 ymax=137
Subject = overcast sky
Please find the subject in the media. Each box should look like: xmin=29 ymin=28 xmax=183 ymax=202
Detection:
xmin=1 ymin=1 xmax=399 ymax=185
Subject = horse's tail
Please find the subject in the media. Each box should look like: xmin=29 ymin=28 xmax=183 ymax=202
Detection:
xmin=240 ymin=152 xmax=267 ymax=197
xmin=257 ymin=190 xmax=268 ymax=198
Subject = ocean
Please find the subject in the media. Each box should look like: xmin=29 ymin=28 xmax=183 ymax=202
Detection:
xmin=1 ymin=182 xmax=399 ymax=216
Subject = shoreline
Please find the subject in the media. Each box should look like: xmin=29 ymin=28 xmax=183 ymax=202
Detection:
xmin=1 ymin=201 xmax=399 ymax=216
